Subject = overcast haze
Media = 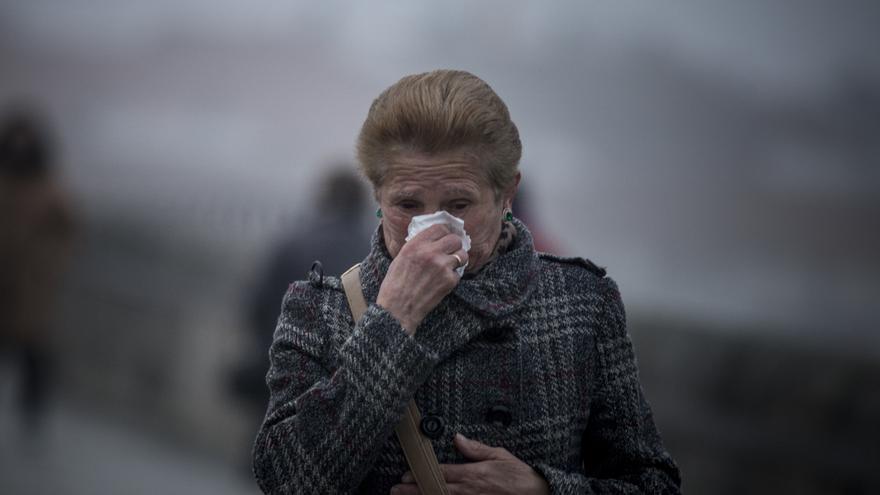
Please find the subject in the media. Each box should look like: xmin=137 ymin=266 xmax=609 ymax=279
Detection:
xmin=2 ymin=2 xmax=879 ymax=493
xmin=5 ymin=0 xmax=877 ymax=338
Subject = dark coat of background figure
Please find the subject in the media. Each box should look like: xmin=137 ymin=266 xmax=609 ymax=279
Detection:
xmin=230 ymin=168 xmax=371 ymax=434
xmin=0 ymin=108 xmax=75 ymax=430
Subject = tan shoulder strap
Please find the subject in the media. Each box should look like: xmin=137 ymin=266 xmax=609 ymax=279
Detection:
xmin=340 ymin=264 xmax=449 ymax=495
xmin=341 ymin=264 xmax=369 ymax=320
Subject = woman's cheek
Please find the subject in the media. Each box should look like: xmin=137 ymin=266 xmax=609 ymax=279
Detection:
xmin=382 ymin=215 xmax=408 ymax=257
xmin=469 ymin=228 xmax=495 ymax=260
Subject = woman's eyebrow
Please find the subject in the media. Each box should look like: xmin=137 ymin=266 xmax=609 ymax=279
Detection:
xmin=443 ymin=186 xmax=479 ymax=198
xmin=389 ymin=189 xmax=418 ymax=201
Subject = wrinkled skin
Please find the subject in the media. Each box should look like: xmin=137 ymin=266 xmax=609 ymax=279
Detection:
xmin=375 ymin=151 xmax=518 ymax=335
xmin=390 ymin=434 xmax=550 ymax=495
xmin=374 ymin=152 xmax=546 ymax=495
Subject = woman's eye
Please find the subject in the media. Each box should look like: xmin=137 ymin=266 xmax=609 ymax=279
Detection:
xmin=399 ymin=202 xmax=419 ymax=210
xmin=450 ymin=202 xmax=469 ymax=211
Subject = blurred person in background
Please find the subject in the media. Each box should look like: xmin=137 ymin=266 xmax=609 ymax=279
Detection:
xmin=251 ymin=70 xmax=680 ymax=494
xmin=0 ymin=106 xmax=76 ymax=432
xmin=230 ymin=166 xmax=371 ymax=461
xmin=511 ymin=185 xmax=559 ymax=254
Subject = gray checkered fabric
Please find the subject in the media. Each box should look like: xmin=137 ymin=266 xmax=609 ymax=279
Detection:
xmin=252 ymin=217 xmax=681 ymax=494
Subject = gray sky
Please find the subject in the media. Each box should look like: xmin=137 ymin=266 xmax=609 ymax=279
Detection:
xmin=2 ymin=0 xmax=878 ymax=339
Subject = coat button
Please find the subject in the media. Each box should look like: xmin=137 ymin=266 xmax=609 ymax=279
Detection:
xmin=420 ymin=414 xmax=445 ymax=439
xmin=485 ymin=404 xmax=513 ymax=427
xmin=483 ymin=326 xmax=511 ymax=343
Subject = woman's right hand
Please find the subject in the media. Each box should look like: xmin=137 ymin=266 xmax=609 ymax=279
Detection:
xmin=376 ymin=224 xmax=469 ymax=335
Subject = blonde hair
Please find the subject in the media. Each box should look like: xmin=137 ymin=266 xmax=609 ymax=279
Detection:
xmin=356 ymin=70 xmax=521 ymax=196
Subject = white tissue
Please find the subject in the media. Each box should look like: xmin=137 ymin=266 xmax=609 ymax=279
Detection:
xmin=405 ymin=211 xmax=472 ymax=275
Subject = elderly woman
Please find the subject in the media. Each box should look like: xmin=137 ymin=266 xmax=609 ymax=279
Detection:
xmin=252 ymin=70 xmax=681 ymax=494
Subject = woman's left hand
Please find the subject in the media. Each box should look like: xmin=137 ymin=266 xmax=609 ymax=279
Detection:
xmin=390 ymin=433 xmax=550 ymax=495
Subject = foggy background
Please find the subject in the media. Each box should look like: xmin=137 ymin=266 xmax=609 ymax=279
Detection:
xmin=1 ymin=1 xmax=878 ymax=494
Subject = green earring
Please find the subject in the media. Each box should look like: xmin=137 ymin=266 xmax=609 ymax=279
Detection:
xmin=504 ymin=209 xmax=513 ymax=222
xmin=376 ymin=208 xmax=383 ymax=218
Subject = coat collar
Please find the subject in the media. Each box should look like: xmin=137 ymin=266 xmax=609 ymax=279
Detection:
xmin=358 ymin=217 xmax=541 ymax=320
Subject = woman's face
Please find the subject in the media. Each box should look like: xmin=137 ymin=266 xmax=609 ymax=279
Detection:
xmin=376 ymin=151 xmax=518 ymax=273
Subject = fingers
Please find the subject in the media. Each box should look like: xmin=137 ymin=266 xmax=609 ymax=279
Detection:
xmin=389 ymin=482 xmax=420 ymax=495
xmin=432 ymin=232 xmax=464 ymax=254
xmin=450 ymin=253 xmax=464 ymax=271
xmin=448 ymin=247 xmax=469 ymax=272
xmin=378 ymin=224 xmax=468 ymax=334
xmin=409 ymin=227 xmax=468 ymax=272
xmin=410 ymin=224 xmax=462 ymax=254
xmin=391 ymin=481 xmax=471 ymax=495
xmin=411 ymin=223 xmax=453 ymax=243
xmin=402 ymin=227 xmax=463 ymax=264
xmin=401 ymin=464 xmax=472 ymax=485
xmin=392 ymin=437 xmax=526 ymax=495
xmin=439 ymin=463 xmax=473 ymax=483
xmin=454 ymin=433 xmax=511 ymax=461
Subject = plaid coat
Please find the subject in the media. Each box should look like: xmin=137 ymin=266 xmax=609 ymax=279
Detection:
xmin=252 ymin=218 xmax=681 ymax=494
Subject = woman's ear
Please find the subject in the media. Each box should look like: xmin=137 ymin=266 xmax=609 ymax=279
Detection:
xmin=505 ymin=172 xmax=522 ymax=209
